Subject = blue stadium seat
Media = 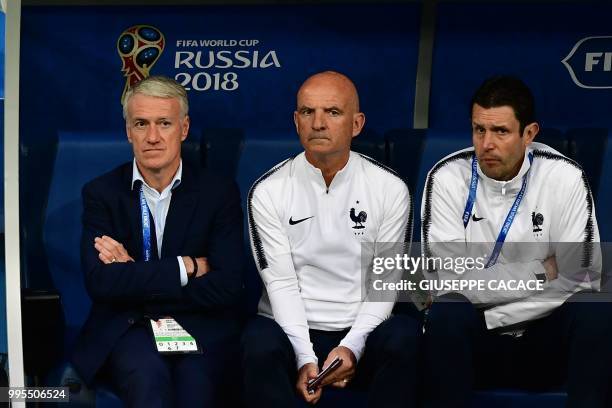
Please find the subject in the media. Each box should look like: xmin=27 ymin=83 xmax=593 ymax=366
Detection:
xmin=566 ymin=127 xmax=608 ymax=201
xmin=201 ymin=127 xmax=244 ymax=179
xmin=596 ymin=129 xmax=612 ymax=242
xmin=413 ymin=129 xmax=471 ymax=237
xmin=235 ymin=129 xmax=303 ymax=315
xmin=235 ymin=130 xmax=303 ymax=199
xmin=536 ymin=128 xmax=569 ymax=157
xmin=351 ymin=129 xmax=386 ymax=164
xmin=517 ymin=125 xmax=607 ymax=208
xmin=385 ymin=128 xmax=427 ymax=201
xmin=536 ymin=126 xmax=608 ymax=240
xmin=44 ymin=132 xmax=132 ymax=350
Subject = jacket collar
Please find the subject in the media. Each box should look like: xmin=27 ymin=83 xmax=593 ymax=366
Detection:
xmin=476 ymin=147 xmax=533 ymax=196
xmin=299 ymin=151 xmax=355 ymax=194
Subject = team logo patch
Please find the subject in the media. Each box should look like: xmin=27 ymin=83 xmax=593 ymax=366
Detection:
xmin=117 ymin=25 xmax=165 ymax=102
xmin=350 ymin=201 xmax=367 ymax=236
xmin=532 ymin=211 xmax=544 ymax=237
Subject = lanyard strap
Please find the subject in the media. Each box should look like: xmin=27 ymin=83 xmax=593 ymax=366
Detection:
xmin=463 ymin=153 xmax=533 ymax=268
xmin=462 ymin=157 xmax=479 ymax=228
xmin=139 ymin=185 xmax=153 ymax=262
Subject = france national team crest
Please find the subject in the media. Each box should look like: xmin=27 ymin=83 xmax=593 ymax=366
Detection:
xmin=117 ymin=25 xmax=165 ymax=102
xmin=532 ymin=211 xmax=544 ymax=238
xmin=350 ymin=201 xmax=367 ymax=236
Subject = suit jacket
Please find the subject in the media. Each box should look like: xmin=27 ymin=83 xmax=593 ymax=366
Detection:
xmin=72 ymin=161 xmax=244 ymax=384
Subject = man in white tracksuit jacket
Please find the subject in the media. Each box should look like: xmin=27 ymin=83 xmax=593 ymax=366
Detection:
xmin=422 ymin=76 xmax=612 ymax=408
xmin=241 ymin=71 xmax=422 ymax=408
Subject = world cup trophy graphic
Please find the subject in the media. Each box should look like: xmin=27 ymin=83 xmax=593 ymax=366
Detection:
xmin=117 ymin=25 xmax=165 ymax=102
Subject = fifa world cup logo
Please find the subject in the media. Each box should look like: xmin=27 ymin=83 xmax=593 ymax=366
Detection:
xmin=117 ymin=25 xmax=165 ymax=102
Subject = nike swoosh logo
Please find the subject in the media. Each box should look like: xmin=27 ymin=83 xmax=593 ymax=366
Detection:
xmin=289 ymin=216 xmax=314 ymax=225
xmin=472 ymin=214 xmax=485 ymax=222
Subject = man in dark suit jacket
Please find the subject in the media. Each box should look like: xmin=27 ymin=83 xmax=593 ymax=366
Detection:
xmin=72 ymin=76 xmax=244 ymax=408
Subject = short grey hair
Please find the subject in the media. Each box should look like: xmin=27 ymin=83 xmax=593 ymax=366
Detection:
xmin=122 ymin=76 xmax=189 ymax=119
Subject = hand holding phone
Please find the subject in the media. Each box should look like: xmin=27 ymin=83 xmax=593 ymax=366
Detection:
xmin=306 ymin=356 xmax=343 ymax=394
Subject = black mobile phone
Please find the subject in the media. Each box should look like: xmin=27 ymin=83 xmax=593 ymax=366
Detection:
xmin=306 ymin=356 xmax=343 ymax=393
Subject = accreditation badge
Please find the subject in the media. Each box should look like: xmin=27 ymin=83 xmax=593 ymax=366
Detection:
xmin=149 ymin=317 xmax=201 ymax=354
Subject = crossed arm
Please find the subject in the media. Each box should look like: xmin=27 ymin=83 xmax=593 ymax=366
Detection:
xmin=93 ymin=234 xmax=208 ymax=278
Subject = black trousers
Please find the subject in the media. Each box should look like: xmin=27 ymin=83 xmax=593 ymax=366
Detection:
xmin=423 ymin=291 xmax=612 ymax=408
xmin=102 ymin=324 xmax=240 ymax=408
xmin=241 ymin=313 xmax=422 ymax=408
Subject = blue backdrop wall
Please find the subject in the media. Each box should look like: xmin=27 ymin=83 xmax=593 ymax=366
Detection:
xmin=20 ymin=5 xmax=420 ymax=140
xmin=430 ymin=2 xmax=612 ymax=130
xmin=18 ymin=4 xmax=421 ymax=286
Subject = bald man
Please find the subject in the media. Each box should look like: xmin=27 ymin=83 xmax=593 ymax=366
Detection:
xmin=241 ymin=71 xmax=422 ymax=407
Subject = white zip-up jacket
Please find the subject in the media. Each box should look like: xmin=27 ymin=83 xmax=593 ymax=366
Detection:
xmin=421 ymin=142 xmax=601 ymax=329
xmin=248 ymin=151 xmax=412 ymax=369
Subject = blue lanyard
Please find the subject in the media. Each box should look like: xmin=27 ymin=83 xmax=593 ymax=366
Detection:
xmin=463 ymin=153 xmax=533 ymax=268
xmin=139 ymin=186 xmax=153 ymax=262
xmin=462 ymin=158 xmax=479 ymax=228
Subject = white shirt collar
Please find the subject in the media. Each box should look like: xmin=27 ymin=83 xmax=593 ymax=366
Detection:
xmin=131 ymin=159 xmax=183 ymax=192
